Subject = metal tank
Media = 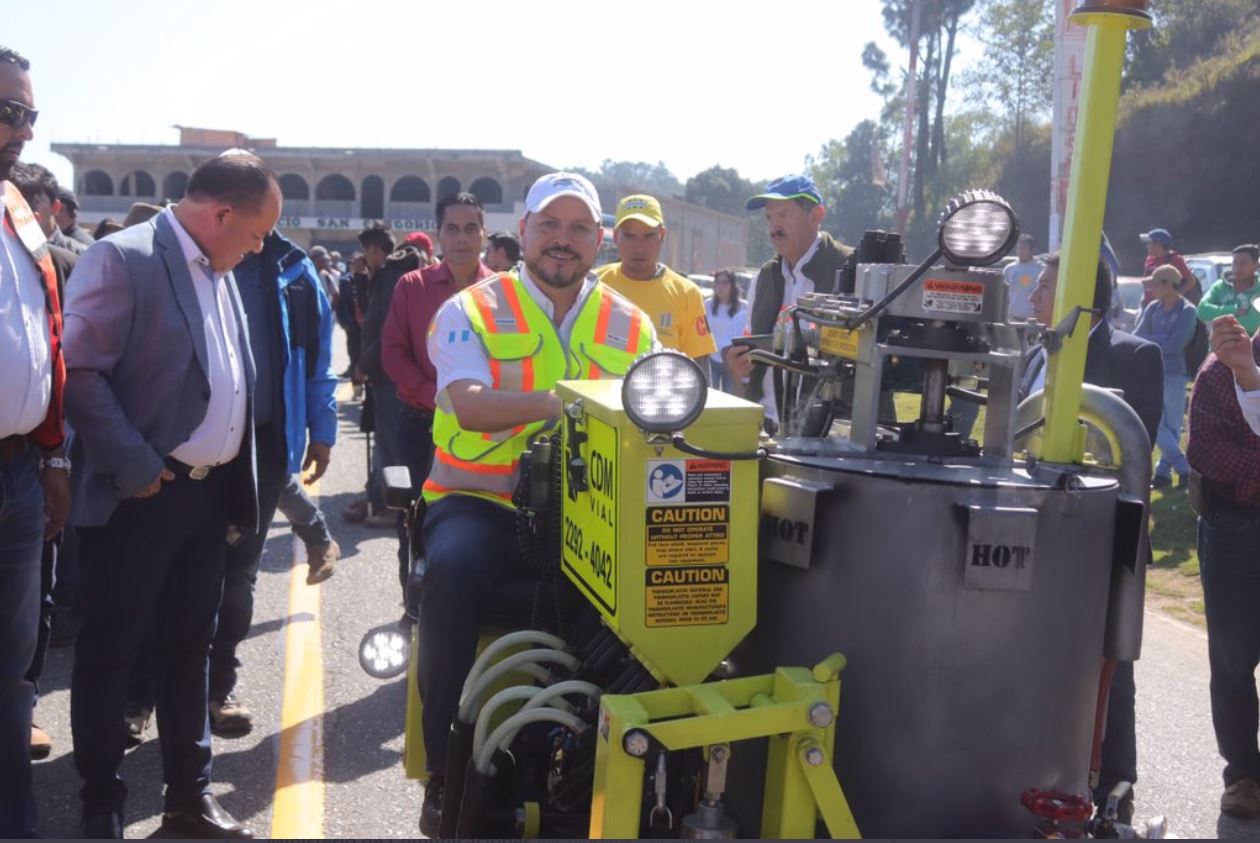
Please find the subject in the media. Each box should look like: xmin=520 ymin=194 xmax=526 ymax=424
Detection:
xmin=736 ymin=454 xmax=1119 ymax=837
xmin=723 ymin=202 xmax=1149 ymax=836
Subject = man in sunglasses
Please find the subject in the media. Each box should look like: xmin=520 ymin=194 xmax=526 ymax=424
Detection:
xmin=0 ymin=46 xmax=70 ymax=840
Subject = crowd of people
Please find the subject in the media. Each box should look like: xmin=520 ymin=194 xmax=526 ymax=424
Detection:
xmin=4 ymin=39 xmax=1260 ymax=841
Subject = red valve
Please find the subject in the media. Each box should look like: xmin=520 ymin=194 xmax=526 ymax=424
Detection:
xmin=1020 ymin=788 xmax=1094 ymax=823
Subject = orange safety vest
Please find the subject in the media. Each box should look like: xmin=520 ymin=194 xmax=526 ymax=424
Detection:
xmin=423 ymin=269 xmax=652 ymax=508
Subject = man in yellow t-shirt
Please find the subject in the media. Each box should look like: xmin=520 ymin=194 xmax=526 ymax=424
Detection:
xmin=597 ymin=194 xmax=716 ymax=362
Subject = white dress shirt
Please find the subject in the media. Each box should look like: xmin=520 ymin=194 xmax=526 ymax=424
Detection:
xmin=428 ymin=265 xmax=601 ymax=395
xmin=0 ymin=216 xmax=52 ymax=438
xmin=163 ymin=208 xmax=248 ymax=467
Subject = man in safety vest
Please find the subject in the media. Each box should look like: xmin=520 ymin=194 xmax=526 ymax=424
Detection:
xmin=416 ymin=172 xmax=656 ymax=835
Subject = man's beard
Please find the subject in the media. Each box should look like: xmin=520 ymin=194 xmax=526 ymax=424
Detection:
xmin=527 ymin=246 xmax=591 ymax=290
xmin=0 ymin=152 xmax=17 ymax=182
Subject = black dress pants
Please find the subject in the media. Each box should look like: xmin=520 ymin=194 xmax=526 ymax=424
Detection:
xmin=71 ymin=465 xmax=235 ymax=813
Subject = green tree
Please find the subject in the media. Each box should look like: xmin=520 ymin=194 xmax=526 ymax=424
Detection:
xmin=962 ymin=0 xmax=1054 ymax=166
xmin=806 ymin=121 xmax=894 ymax=246
xmin=869 ymin=0 xmax=977 ymax=226
xmin=571 ymin=159 xmax=683 ymax=198
xmin=683 ymin=166 xmax=772 ymax=266
xmin=684 ymin=166 xmax=756 ymax=216
xmin=1124 ymin=0 xmax=1259 ymax=91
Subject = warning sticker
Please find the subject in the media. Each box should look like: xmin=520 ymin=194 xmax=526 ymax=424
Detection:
xmin=646 ymin=460 xmax=686 ymax=503
xmin=645 ymin=566 xmax=729 ymax=627
xmin=819 ymin=325 xmax=861 ymax=359
xmin=922 ymin=278 xmax=985 ymax=314
xmin=646 ymin=505 xmax=729 ymax=566
xmin=646 ymin=459 xmax=731 ymax=504
xmin=684 ymin=460 xmax=731 ymax=503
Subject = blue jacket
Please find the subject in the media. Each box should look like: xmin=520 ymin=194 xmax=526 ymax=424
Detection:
xmin=234 ymin=231 xmax=338 ymax=474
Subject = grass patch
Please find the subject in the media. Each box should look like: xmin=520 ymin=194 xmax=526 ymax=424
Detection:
xmin=1149 ymin=486 xmax=1200 ymax=576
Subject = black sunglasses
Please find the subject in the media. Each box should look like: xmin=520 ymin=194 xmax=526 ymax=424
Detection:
xmin=0 ymin=99 xmax=38 ymax=130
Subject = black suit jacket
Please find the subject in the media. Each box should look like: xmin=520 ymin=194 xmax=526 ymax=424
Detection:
xmin=1020 ymin=322 xmax=1163 ymax=446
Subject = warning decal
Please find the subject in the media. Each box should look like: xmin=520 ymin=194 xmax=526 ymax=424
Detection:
xmin=645 ymin=565 xmax=729 ymax=627
xmin=645 ymin=505 xmax=729 ymax=566
xmin=684 ymin=460 xmax=731 ymax=503
xmin=646 ymin=459 xmax=731 ymax=504
xmin=922 ymin=278 xmax=985 ymax=314
xmin=819 ymin=325 xmax=861 ymax=359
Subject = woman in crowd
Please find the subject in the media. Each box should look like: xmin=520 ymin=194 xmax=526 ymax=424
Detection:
xmin=706 ymin=269 xmax=749 ymax=393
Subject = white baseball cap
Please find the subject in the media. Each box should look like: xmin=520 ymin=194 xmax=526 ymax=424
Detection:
xmin=524 ymin=172 xmax=602 ymax=222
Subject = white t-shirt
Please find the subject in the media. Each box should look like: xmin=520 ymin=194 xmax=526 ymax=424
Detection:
xmin=1004 ymin=259 xmax=1044 ymax=320
xmin=706 ymin=301 xmax=750 ymax=362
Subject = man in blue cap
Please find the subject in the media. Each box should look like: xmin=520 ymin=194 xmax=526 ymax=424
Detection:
xmin=1141 ymin=227 xmax=1200 ymax=305
xmin=727 ymin=174 xmax=852 ymax=416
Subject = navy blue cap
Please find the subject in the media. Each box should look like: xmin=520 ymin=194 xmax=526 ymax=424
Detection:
xmin=745 ymin=174 xmax=823 ymax=211
xmin=1140 ymin=228 xmax=1173 ymax=248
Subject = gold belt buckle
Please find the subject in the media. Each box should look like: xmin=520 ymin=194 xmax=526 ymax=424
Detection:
xmin=189 ymin=465 xmax=211 ymax=480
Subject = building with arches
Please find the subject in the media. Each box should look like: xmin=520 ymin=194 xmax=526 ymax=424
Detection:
xmin=51 ymin=127 xmax=747 ymax=272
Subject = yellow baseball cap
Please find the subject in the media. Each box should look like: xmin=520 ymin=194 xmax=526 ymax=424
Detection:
xmin=614 ymin=194 xmax=664 ymax=229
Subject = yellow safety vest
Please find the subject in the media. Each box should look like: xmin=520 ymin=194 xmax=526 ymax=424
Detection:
xmin=423 ymin=269 xmax=653 ymax=507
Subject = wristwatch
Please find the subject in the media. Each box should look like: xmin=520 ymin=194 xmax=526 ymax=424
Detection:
xmin=40 ymin=455 xmax=72 ymax=475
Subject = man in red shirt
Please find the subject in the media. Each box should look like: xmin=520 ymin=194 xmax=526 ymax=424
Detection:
xmin=1140 ymin=228 xmax=1201 ymax=305
xmin=381 ymin=193 xmax=492 ymax=585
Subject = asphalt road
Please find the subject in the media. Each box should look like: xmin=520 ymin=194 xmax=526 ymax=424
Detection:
xmin=26 ymin=337 xmax=1260 ymax=839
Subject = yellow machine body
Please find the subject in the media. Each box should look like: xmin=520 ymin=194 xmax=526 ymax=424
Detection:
xmin=556 ymin=380 xmax=763 ymax=687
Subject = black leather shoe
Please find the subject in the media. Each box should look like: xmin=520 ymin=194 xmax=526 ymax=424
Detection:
xmin=80 ymin=809 xmax=123 ymax=839
xmin=419 ymin=776 xmax=444 ymax=837
xmin=159 ymin=795 xmax=253 ymax=839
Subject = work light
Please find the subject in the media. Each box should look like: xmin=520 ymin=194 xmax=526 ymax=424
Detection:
xmin=359 ymin=623 xmax=410 ymax=679
xmin=621 ymin=352 xmax=708 ymax=434
xmin=938 ymin=190 xmax=1019 ymax=267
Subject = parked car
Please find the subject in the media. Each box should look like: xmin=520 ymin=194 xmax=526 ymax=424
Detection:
xmin=687 ymin=273 xmax=715 ymax=300
xmin=1185 ymin=252 xmax=1233 ymax=291
xmin=1111 ymin=275 xmax=1145 ymax=332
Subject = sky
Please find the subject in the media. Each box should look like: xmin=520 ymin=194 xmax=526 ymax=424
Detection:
xmin=7 ymin=0 xmax=920 ymax=188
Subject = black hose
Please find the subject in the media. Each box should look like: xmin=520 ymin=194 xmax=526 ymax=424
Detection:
xmin=670 ymin=435 xmax=766 ymax=462
xmin=747 ymin=349 xmax=815 ymax=376
xmin=844 ymin=248 xmax=943 ymax=330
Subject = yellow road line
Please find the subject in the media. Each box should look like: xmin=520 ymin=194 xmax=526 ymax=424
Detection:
xmin=271 ymin=380 xmax=353 ymax=838
xmin=270 ymin=540 xmax=325 ymax=839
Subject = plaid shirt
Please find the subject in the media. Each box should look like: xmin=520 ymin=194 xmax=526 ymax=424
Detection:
xmin=1187 ymin=337 xmax=1260 ymax=505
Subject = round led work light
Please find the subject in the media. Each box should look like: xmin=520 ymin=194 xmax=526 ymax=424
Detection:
xmin=621 ymin=352 xmax=708 ymax=434
xmin=359 ymin=623 xmax=411 ymax=679
xmin=938 ymin=190 xmax=1019 ymax=267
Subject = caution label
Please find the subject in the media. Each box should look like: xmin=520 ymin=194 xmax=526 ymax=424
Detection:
xmin=922 ymin=278 xmax=985 ymax=314
xmin=684 ymin=460 xmax=731 ymax=503
xmin=645 ymin=565 xmax=729 ymax=627
xmin=819 ymin=325 xmax=861 ymax=359
xmin=646 ymin=505 xmax=729 ymax=566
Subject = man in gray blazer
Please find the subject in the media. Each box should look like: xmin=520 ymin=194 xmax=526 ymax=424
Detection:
xmin=62 ymin=152 xmax=280 ymax=840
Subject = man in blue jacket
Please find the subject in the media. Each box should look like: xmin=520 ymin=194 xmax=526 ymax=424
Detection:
xmin=210 ymin=229 xmax=338 ymax=736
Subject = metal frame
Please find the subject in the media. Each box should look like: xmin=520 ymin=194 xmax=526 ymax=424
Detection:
xmin=850 ymin=343 xmax=1022 ymax=461
xmin=589 ymin=655 xmax=861 ymax=839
